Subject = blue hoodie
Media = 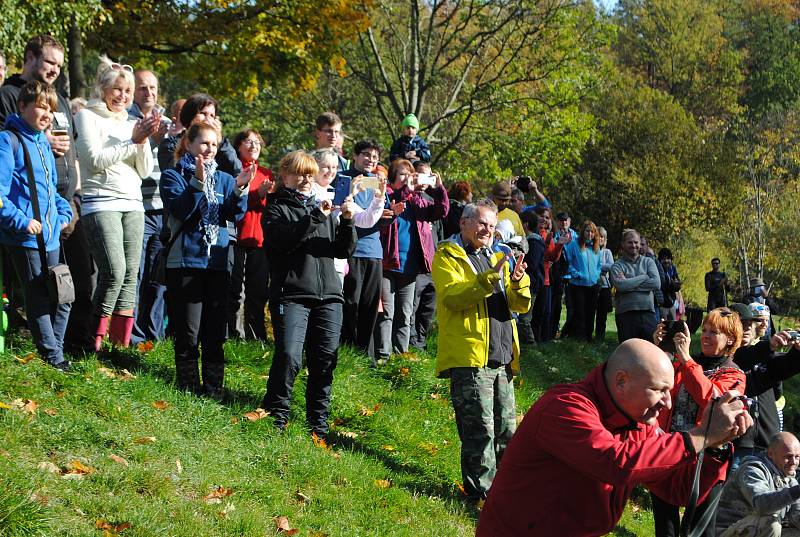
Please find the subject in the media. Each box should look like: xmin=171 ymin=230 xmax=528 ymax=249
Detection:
xmin=564 ymin=237 xmax=602 ymax=287
xmin=0 ymin=113 xmax=72 ymax=251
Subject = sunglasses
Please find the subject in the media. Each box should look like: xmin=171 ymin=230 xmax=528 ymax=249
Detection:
xmin=111 ymin=62 xmax=134 ymax=73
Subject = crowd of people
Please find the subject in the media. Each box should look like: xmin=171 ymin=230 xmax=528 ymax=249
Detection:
xmin=2 ymin=35 xmax=800 ymax=536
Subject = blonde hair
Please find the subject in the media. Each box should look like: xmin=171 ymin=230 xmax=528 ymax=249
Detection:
xmin=91 ymin=54 xmax=135 ymax=100
xmin=278 ymin=150 xmax=319 ymax=183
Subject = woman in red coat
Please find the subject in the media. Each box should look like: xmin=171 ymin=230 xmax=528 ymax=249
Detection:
xmin=227 ymin=129 xmax=273 ymax=340
xmin=651 ymin=307 xmax=746 ymax=537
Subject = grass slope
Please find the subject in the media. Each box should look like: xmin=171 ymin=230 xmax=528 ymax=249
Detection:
xmin=14 ymin=314 xmax=800 ymax=536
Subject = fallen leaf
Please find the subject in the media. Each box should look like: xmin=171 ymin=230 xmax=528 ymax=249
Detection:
xmin=242 ymin=408 xmax=269 ymax=421
xmin=202 ymin=486 xmax=233 ymax=504
xmin=332 ymin=418 xmax=345 ymax=427
xmin=22 ymin=400 xmax=38 ymax=414
xmin=374 ymin=479 xmax=391 ymax=489
xmin=98 ymin=367 xmax=136 ymax=381
xmin=0 ymin=402 xmax=11 ymax=409
xmin=95 ymin=519 xmax=132 ymax=534
xmin=311 ymin=432 xmax=329 ymax=450
xmin=399 ymin=367 xmax=410 ymax=377
xmin=175 ymin=459 xmax=183 ymax=474
xmin=430 ymin=393 xmax=440 ymax=399
xmin=358 ymin=404 xmax=381 ymax=417
xmin=456 ymin=482 xmax=467 ymax=496
xmin=118 ymin=369 xmax=135 ymax=380
xmin=15 ymin=352 xmax=36 ymax=364
xmin=151 ymin=400 xmax=169 ymax=411
xmin=296 ymin=491 xmax=311 ymax=504
xmin=218 ymin=502 xmax=235 ymax=518
xmin=133 ymin=436 xmax=156 ymax=445
xmin=419 ymin=442 xmax=438 ymax=455
xmin=136 ymin=341 xmax=154 ymax=353
xmin=230 ymin=416 xmax=239 ymax=424
xmin=66 ymin=460 xmax=95 ymax=475
xmin=339 ymin=431 xmax=358 ymax=439
xmin=44 ymin=408 xmax=57 ymax=416
xmin=273 ymin=515 xmax=300 ymax=535
xmin=109 ymin=454 xmax=129 ymax=467
xmin=37 ymin=461 xmax=61 ymax=474
xmin=29 ymin=492 xmax=49 ymax=506
xmin=381 ymin=445 xmax=395 ymax=452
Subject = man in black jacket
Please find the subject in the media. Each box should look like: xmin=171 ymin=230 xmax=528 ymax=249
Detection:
xmin=733 ymin=328 xmax=800 ymax=471
xmin=0 ymin=34 xmax=94 ymax=351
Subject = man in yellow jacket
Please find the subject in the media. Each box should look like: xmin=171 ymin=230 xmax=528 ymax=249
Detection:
xmin=432 ymin=199 xmax=531 ymax=505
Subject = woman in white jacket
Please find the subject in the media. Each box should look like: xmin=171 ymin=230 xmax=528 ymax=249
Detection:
xmin=75 ymin=57 xmax=159 ymax=349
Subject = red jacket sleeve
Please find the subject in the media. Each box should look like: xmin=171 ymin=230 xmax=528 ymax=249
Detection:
xmin=679 ymin=360 xmax=746 ymax=419
xmin=532 ymin=392 xmax=698 ymax=488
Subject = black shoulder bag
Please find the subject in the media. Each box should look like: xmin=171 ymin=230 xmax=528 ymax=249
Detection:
xmin=12 ymin=130 xmax=75 ymax=305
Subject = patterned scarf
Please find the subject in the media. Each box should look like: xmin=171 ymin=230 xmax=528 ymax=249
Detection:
xmin=179 ymin=153 xmax=219 ymax=255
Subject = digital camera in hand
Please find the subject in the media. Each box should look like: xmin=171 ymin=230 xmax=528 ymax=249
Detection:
xmin=658 ymin=320 xmax=686 ymax=354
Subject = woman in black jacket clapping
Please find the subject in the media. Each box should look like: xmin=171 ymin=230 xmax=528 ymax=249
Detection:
xmin=261 ymin=150 xmax=357 ymax=438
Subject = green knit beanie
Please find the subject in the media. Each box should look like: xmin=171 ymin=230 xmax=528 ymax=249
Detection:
xmin=401 ymin=114 xmax=419 ymax=129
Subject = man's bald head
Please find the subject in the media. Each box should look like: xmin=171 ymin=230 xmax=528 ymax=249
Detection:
xmin=605 ymin=339 xmax=674 ymax=426
xmin=768 ymin=432 xmax=800 ymax=477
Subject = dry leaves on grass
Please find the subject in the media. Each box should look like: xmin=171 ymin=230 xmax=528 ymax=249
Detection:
xmin=202 ymin=486 xmax=233 ymax=504
xmin=37 ymin=461 xmax=61 ymax=474
xmin=338 ymin=431 xmax=358 ymax=439
xmin=133 ymin=436 xmax=156 ymax=445
xmin=358 ymin=404 xmax=381 ymax=417
xmin=14 ymin=352 xmax=36 ymax=364
xmin=6 ymin=398 xmax=39 ymax=414
xmin=136 ymin=341 xmax=154 ymax=353
xmin=295 ymin=491 xmax=311 ymax=504
xmin=381 ymin=445 xmax=396 ymax=452
xmin=65 ymin=460 xmax=95 ymax=476
xmin=242 ymin=408 xmax=269 ymax=422
xmin=97 ymin=367 xmax=136 ymax=381
xmin=273 ymin=516 xmax=300 ymax=535
xmin=311 ymin=432 xmax=330 ymax=450
xmin=419 ymin=442 xmax=438 ymax=455
xmin=217 ymin=502 xmax=235 ymax=518
xmin=44 ymin=408 xmax=57 ymax=416
xmin=151 ymin=400 xmax=169 ymax=411
xmin=95 ymin=519 xmax=132 ymax=535
xmin=108 ymin=454 xmax=129 ymax=467
xmin=374 ymin=479 xmax=392 ymax=489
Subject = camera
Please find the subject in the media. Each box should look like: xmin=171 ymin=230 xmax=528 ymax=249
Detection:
xmin=515 ymin=175 xmax=533 ymax=193
xmin=733 ymin=395 xmax=755 ymax=410
xmin=658 ymin=320 xmax=686 ymax=354
xmin=788 ymin=330 xmax=800 ymax=342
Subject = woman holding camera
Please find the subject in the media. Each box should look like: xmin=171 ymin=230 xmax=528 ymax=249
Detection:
xmin=651 ymin=307 xmax=746 ymax=537
xmin=375 ymin=158 xmax=448 ymax=360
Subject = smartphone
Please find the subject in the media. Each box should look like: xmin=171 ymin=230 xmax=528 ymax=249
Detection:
xmin=333 ymin=174 xmax=352 ymax=206
xmin=316 ymin=188 xmax=335 ymax=202
xmin=50 ymin=128 xmax=68 ymax=136
xmin=358 ymin=176 xmax=382 ymax=190
xmin=416 ymin=173 xmax=435 ymax=186
xmin=659 ymin=320 xmax=687 ymax=353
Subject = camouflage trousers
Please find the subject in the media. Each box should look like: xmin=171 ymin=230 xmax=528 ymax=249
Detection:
xmin=450 ymin=365 xmax=516 ymax=500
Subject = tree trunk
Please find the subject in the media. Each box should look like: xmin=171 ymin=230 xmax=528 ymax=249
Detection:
xmin=68 ymin=17 xmax=87 ymax=99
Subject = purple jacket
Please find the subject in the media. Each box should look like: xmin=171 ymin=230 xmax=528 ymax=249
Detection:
xmin=381 ymin=184 xmax=449 ymax=273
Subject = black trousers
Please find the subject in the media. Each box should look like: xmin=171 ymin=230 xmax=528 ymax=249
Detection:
xmin=167 ymin=268 xmax=229 ymax=392
xmin=571 ymin=284 xmax=599 ymax=341
xmin=651 ymin=483 xmax=722 ymax=537
xmin=228 ymin=244 xmax=269 ymax=340
xmin=410 ymin=272 xmax=436 ymax=349
xmin=62 ymin=217 xmax=96 ymax=348
xmin=595 ymin=287 xmax=613 ymax=341
xmin=549 ymin=277 xmax=565 ymax=339
xmin=531 ymin=285 xmax=551 ymax=343
xmin=264 ymin=298 xmax=342 ymax=434
xmin=616 ymin=309 xmax=658 ymax=343
xmin=341 ymin=257 xmax=382 ymax=357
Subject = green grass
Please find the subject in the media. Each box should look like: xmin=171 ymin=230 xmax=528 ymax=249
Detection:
xmin=6 ymin=313 xmax=796 ymax=536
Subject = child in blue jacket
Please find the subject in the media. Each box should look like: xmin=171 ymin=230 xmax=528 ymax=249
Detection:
xmin=0 ymin=81 xmax=73 ymax=370
xmin=389 ymin=114 xmax=431 ymax=163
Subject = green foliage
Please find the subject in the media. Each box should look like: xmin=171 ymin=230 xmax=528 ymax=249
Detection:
xmin=0 ymin=482 xmax=52 ymax=537
xmin=669 ymin=228 xmax=734 ymax=308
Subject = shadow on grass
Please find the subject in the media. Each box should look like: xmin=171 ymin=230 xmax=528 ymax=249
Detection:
xmin=328 ymin=431 xmax=480 ymax=521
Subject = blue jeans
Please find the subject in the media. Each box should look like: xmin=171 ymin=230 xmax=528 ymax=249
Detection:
xmin=264 ymin=299 xmax=342 ymax=434
xmin=8 ymin=246 xmax=71 ymax=365
xmin=132 ymin=212 xmax=166 ymax=343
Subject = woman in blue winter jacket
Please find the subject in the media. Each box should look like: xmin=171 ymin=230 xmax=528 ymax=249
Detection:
xmin=159 ymin=122 xmax=252 ymax=398
xmin=0 ymin=81 xmax=73 ymax=370
xmin=563 ymin=219 xmax=602 ymax=341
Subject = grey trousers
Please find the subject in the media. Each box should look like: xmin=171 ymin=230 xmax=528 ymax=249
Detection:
xmin=83 ymin=210 xmax=144 ymax=316
xmin=374 ymin=271 xmax=417 ymax=357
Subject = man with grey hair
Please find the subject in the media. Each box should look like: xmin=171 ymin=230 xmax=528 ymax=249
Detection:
xmin=0 ymin=50 xmax=6 ymax=86
xmin=717 ymin=431 xmax=800 ymax=536
xmin=432 ymin=199 xmax=531 ymax=505
xmin=129 ymin=69 xmax=169 ymax=344
xmin=610 ymin=228 xmax=661 ymax=342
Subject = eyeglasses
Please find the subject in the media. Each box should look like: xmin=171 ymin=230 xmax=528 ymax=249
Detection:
xmin=243 ymin=139 xmax=262 ymax=147
xmin=359 ymin=152 xmax=379 ymax=161
xmin=320 ymin=128 xmax=341 ymax=136
xmin=111 ymin=62 xmax=134 ymax=73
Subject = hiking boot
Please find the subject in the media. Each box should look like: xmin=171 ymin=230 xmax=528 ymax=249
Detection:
xmin=52 ymin=360 xmax=72 ymax=373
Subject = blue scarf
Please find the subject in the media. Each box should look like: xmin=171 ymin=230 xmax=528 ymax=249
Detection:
xmin=179 ymin=153 xmax=219 ymax=255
